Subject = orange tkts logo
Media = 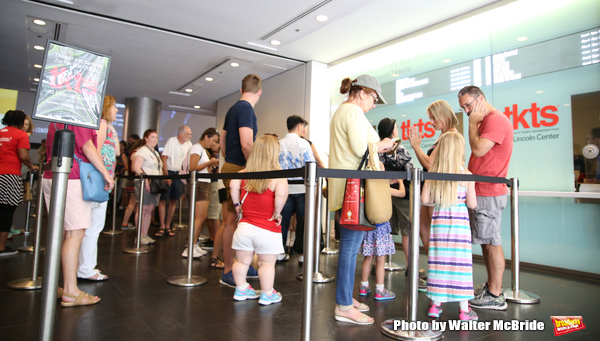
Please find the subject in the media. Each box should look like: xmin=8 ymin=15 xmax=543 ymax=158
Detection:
xmin=550 ymin=316 xmax=586 ymax=336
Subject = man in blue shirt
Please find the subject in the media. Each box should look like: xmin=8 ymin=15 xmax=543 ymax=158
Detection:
xmin=219 ymin=74 xmax=262 ymax=287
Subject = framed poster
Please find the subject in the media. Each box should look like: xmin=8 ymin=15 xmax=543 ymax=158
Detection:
xmin=32 ymin=40 xmax=111 ymax=130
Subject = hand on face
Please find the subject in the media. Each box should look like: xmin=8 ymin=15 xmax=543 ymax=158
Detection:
xmin=468 ymin=98 xmax=485 ymax=125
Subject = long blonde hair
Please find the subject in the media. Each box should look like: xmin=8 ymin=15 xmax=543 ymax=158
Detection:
xmin=244 ymin=135 xmax=281 ymax=193
xmin=428 ymin=131 xmax=465 ymax=207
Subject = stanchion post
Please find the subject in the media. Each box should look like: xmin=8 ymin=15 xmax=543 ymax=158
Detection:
xmin=504 ymin=178 xmax=539 ymax=304
xmin=38 ymin=128 xmax=74 ymax=341
xmin=103 ymin=177 xmax=122 ymax=235
xmin=321 ymin=193 xmax=338 ymax=255
xmin=301 ymin=162 xmax=316 ymax=341
xmin=297 ymin=176 xmax=334 ymax=283
xmin=173 ymin=196 xmax=188 ymax=230
xmin=9 ymin=171 xmax=44 ymax=289
xmin=381 ymin=168 xmax=442 ymax=340
xmin=168 ymin=171 xmax=207 ymax=286
xmin=124 ymin=174 xmax=151 ymax=254
xmin=22 ymin=171 xmax=35 ymax=235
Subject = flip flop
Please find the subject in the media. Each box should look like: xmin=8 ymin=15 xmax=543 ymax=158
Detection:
xmin=80 ymin=272 xmax=109 ymax=281
xmin=334 ymin=306 xmax=374 ymax=325
xmin=61 ymin=291 xmax=101 ymax=307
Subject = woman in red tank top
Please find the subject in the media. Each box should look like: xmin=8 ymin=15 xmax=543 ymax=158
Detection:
xmin=229 ymin=135 xmax=288 ymax=305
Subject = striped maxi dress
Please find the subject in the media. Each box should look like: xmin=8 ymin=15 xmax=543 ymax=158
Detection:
xmin=426 ymin=183 xmax=474 ymax=303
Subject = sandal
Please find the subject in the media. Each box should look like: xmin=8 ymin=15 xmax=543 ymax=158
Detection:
xmin=165 ymin=227 xmax=175 ymax=237
xmin=154 ymin=229 xmax=166 ymax=238
xmin=80 ymin=272 xmax=109 ymax=281
xmin=352 ymin=298 xmax=370 ymax=312
xmin=61 ymin=291 xmax=101 ymax=307
xmin=209 ymin=257 xmax=224 ymax=269
xmin=334 ymin=306 xmax=374 ymax=325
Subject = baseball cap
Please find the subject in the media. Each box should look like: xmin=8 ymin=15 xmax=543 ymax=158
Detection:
xmin=351 ymin=74 xmax=387 ymax=104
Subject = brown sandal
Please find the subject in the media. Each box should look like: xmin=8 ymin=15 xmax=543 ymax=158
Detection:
xmin=165 ymin=227 xmax=175 ymax=237
xmin=61 ymin=291 xmax=101 ymax=307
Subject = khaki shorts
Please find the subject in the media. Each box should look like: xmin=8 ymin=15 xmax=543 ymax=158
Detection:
xmin=188 ymin=181 xmax=210 ymax=202
xmin=469 ymin=194 xmax=508 ymax=246
xmin=389 ymin=196 xmax=410 ymax=236
xmin=207 ymin=181 xmax=222 ymax=220
xmin=221 ymin=161 xmax=245 ymax=213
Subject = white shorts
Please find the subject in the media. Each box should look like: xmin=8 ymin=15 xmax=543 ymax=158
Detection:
xmin=232 ymin=222 xmax=284 ymax=255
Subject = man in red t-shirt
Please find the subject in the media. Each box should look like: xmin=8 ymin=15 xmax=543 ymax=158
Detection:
xmin=458 ymin=86 xmax=513 ymax=311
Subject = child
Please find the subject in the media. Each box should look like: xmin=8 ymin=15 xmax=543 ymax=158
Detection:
xmin=358 ymin=179 xmax=405 ymax=301
xmin=229 ymin=135 xmax=288 ymax=305
xmin=421 ymin=131 xmax=478 ymax=321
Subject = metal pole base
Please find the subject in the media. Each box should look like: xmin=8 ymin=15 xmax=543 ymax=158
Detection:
xmin=7 ymin=277 xmax=43 ymax=290
xmin=18 ymin=246 xmax=45 ymax=252
xmin=123 ymin=245 xmax=153 ymax=254
xmin=22 ymin=231 xmax=32 ymax=236
xmin=381 ymin=319 xmax=443 ymax=341
xmin=504 ymin=289 xmax=540 ymax=304
xmin=296 ymin=272 xmax=335 ymax=283
xmin=321 ymin=247 xmax=339 ymax=255
xmin=385 ymin=262 xmax=407 ymax=272
xmin=102 ymin=230 xmax=123 ymax=236
xmin=172 ymin=223 xmax=188 ymax=230
xmin=167 ymin=275 xmax=208 ymax=287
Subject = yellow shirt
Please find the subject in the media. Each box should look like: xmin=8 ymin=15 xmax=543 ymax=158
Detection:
xmin=328 ymin=102 xmax=380 ymax=210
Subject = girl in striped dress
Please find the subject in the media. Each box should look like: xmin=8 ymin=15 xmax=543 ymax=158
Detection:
xmin=421 ymin=131 xmax=478 ymax=321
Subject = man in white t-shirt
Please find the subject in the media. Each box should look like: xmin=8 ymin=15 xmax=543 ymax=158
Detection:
xmin=157 ymin=125 xmax=192 ymax=237
xmin=278 ymin=115 xmax=315 ymax=261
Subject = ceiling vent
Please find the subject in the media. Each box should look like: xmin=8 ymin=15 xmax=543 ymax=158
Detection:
xmin=259 ymin=0 xmax=332 ymax=41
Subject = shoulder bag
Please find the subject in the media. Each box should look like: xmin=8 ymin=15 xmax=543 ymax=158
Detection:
xmin=145 ymin=146 xmax=169 ymax=194
xmin=74 ymin=154 xmax=110 ymax=202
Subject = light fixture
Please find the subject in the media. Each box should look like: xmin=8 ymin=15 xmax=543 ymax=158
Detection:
xmin=194 ymin=105 xmax=201 ymax=109
xmin=33 ymin=19 xmax=46 ymax=26
xmin=247 ymin=42 xmax=278 ymax=51
xmin=205 ymin=77 xmax=213 ymax=82
xmin=517 ymin=36 xmax=528 ymax=42
xmin=270 ymin=40 xmax=281 ymax=46
xmin=391 ymin=73 xmax=400 ymax=77
xmin=168 ymin=91 xmax=190 ymax=96
xmin=185 ymin=88 xmax=193 ymax=93
xmin=536 ymin=90 xmax=543 ymax=93
xmin=34 ymin=45 xmax=45 ymax=51
xmin=442 ymin=59 xmax=451 ymax=63
xmin=315 ymin=15 xmax=328 ymax=22
xmin=230 ymin=62 xmax=239 ymax=67
xmin=33 ymin=77 xmax=40 ymax=82
xmin=34 ymin=64 xmax=42 ymax=68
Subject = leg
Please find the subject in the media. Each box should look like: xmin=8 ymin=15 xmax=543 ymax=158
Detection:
xmin=141 ymin=204 xmax=154 ymax=236
xmin=78 ymin=202 xmax=108 ymax=279
xmin=0 ymin=204 xmax=18 ymax=251
xmin=279 ymin=196 xmax=295 ymax=249
xmin=257 ymin=254 xmax=278 ymax=292
xmin=222 ymin=209 xmax=236 ymax=273
xmin=165 ymin=199 xmax=177 ymax=230
xmin=482 ymin=244 xmax=505 ymax=296
xmin=402 ymin=235 xmax=409 ymax=263
xmin=335 ymin=227 xmax=365 ymax=306
xmin=193 ymin=201 xmax=209 ymax=242
xmin=157 ymin=199 xmax=167 ymax=230
xmin=232 ymin=250 xmax=253 ymax=286
xmin=360 ymin=255 xmax=373 ymax=283
xmin=419 ymin=205 xmax=432 ymax=253
xmin=122 ymin=195 xmax=137 ymax=227
xmin=375 ymin=255 xmax=386 ymax=285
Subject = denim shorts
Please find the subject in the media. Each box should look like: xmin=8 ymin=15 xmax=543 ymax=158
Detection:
xmin=160 ymin=170 xmax=185 ymax=201
xmin=468 ymin=194 xmax=507 ymax=246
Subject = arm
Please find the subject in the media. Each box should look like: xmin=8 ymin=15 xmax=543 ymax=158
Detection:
xmin=310 ymin=143 xmax=326 ymax=168
xmin=18 ymin=149 xmax=37 ymax=170
xmin=464 ymin=171 xmax=477 ymax=209
xmin=220 ymin=129 xmax=227 ymax=158
xmin=160 ymin=155 xmax=169 ymax=175
xmin=390 ymin=179 xmax=405 ymax=198
xmin=421 ymin=180 xmax=431 ymax=205
xmin=189 ymin=153 xmax=219 ymax=172
xmin=239 ymin=127 xmax=254 ymax=160
xmin=468 ymin=101 xmax=495 ymax=157
xmin=268 ymin=178 xmax=289 ymax=226
xmin=122 ymin=153 xmax=129 ymax=173
xmin=408 ymin=126 xmax=434 ymax=170
xmin=132 ymin=155 xmax=145 ymax=176
xmin=229 ymin=176 xmax=243 ymax=216
xmin=82 ymin=139 xmax=114 ymax=191
xmin=113 ymin=126 xmax=120 ymax=157
xmin=96 ymin=120 xmax=107 ymax=153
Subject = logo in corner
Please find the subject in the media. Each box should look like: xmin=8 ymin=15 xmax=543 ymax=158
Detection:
xmin=550 ymin=316 xmax=586 ymax=336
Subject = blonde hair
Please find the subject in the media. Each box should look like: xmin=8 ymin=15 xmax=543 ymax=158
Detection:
xmin=427 ymin=100 xmax=458 ymax=130
xmin=244 ymin=135 xmax=281 ymax=193
xmin=102 ymin=95 xmax=116 ymax=122
xmin=428 ymin=131 xmax=465 ymax=207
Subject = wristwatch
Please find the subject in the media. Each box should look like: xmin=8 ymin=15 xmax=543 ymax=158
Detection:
xmin=273 ymin=213 xmax=282 ymax=220
xmin=233 ymin=202 xmax=241 ymax=208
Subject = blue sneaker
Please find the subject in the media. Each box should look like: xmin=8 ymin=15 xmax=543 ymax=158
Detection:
xmin=219 ymin=271 xmax=236 ymax=288
xmin=247 ymin=265 xmax=259 ymax=279
xmin=258 ymin=290 xmax=282 ymax=306
xmin=233 ymin=285 xmax=260 ymax=301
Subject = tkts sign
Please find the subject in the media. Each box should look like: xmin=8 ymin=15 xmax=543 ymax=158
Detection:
xmin=503 ymin=103 xmax=559 ymax=130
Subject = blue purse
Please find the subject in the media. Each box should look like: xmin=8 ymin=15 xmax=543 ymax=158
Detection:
xmin=74 ymin=154 xmax=110 ymax=202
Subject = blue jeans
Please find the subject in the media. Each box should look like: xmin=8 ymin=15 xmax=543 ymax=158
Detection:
xmin=335 ymin=227 xmax=365 ymax=306
xmin=280 ymin=193 xmax=305 ymax=249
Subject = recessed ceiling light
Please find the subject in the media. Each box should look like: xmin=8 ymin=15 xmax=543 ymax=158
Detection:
xmin=230 ymin=62 xmax=239 ymax=67
xmin=194 ymin=105 xmax=201 ymax=109
xmin=315 ymin=15 xmax=328 ymax=22
xmin=34 ymin=64 xmax=42 ymax=68
xmin=442 ymin=59 xmax=451 ymax=63
xmin=205 ymin=77 xmax=213 ymax=82
xmin=564 ymin=103 xmax=570 ymax=106
xmin=33 ymin=77 xmax=39 ymax=82
xmin=270 ymin=40 xmax=281 ymax=46
xmin=536 ymin=90 xmax=543 ymax=94
xmin=391 ymin=73 xmax=399 ymax=77
xmin=33 ymin=19 xmax=46 ymax=26
xmin=247 ymin=42 xmax=278 ymax=51
xmin=517 ymin=36 xmax=528 ymax=42
xmin=34 ymin=45 xmax=45 ymax=51
xmin=185 ymin=88 xmax=193 ymax=93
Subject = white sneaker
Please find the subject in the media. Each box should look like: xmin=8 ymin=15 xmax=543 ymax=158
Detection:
xmin=182 ymin=244 xmax=207 ymax=258
xmin=135 ymin=235 xmax=155 ymax=245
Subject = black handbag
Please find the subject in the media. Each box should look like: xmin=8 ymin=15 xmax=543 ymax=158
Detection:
xmin=150 ymin=179 xmax=168 ymax=194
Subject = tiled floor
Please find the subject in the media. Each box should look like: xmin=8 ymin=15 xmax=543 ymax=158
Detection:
xmin=0 ymin=207 xmax=598 ymax=340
